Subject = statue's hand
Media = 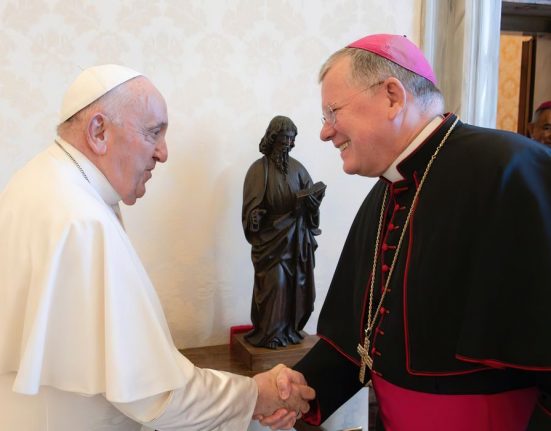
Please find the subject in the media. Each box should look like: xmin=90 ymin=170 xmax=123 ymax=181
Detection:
xmin=250 ymin=208 xmax=267 ymax=232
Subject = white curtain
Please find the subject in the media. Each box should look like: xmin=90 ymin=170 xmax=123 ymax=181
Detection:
xmin=422 ymin=0 xmax=502 ymax=127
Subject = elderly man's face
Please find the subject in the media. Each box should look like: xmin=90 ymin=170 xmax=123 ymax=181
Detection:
xmin=529 ymin=109 xmax=551 ymax=147
xmin=105 ymin=78 xmax=168 ymax=205
xmin=318 ymin=56 xmax=394 ymax=178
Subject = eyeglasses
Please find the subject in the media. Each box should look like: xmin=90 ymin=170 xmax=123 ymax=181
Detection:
xmin=321 ymin=80 xmax=384 ymax=126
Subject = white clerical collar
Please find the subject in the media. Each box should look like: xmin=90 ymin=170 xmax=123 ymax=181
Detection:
xmin=54 ymin=136 xmax=122 ymax=206
xmin=382 ymin=115 xmax=445 ymax=182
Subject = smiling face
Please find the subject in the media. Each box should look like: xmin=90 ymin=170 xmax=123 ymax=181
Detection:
xmin=102 ymin=78 xmax=168 ymax=205
xmin=528 ymin=109 xmax=551 ymax=147
xmin=319 ymin=56 xmax=401 ymax=178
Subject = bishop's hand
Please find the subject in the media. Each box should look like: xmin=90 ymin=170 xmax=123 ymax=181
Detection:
xmin=252 ymin=364 xmax=315 ymax=430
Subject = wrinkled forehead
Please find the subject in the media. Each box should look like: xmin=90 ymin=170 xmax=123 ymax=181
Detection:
xmin=539 ymin=109 xmax=551 ymax=121
xmin=534 ymin=109 xmax=551 ymax=126
xmin=127 ymin=78 xmax=167 ymax=121
xmin=320 ymin=57 xmax=359 ymax=104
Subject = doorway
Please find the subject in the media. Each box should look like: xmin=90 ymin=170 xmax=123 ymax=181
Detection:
xmin=497 ymin=1 xmax=551 ymax=135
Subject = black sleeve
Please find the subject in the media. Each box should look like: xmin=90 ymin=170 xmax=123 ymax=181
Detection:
xmin=293 ymin=338 xmax=365 ymax=425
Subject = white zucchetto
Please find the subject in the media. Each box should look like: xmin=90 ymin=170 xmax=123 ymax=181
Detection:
xmin=59 ymin=64 xmax=142 ymax=124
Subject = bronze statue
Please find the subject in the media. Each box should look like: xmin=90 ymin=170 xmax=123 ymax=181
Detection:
xmin=242 ymin=115 xmax=326 ymax=349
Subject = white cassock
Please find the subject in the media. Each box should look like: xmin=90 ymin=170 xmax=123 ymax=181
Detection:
xmin=0 ymin=139 xmax=257 ymax=430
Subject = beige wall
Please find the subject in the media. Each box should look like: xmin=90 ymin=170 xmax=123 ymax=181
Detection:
xmin=497 ymin=33 xmax=551 ymax=132
xmin=0 ymin=0 xmax=422 ymax=349
xmin=534 ymin=34 xmax=551 ymax=112
xmin=496 ymin=33 xmax=531 ymax=132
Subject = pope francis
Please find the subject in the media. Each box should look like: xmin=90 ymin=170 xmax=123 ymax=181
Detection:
xmin=0 ymin=64 xmax=314 ymax=431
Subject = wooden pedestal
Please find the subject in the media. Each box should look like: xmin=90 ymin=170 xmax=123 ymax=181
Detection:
xmin=230 ymin=332 xmax=319 ymax=372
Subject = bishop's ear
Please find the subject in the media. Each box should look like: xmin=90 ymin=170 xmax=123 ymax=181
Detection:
xmin=527 ymin=122 xmax=535 ymax=139
xmin=383 ymin=77 xmax=407 ymax=120
xmin=86 ymin=113 xmax=109 ymax=155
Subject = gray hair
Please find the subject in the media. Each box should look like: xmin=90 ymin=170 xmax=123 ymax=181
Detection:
xmin=319 ymin=47 xmax=444 ymax=112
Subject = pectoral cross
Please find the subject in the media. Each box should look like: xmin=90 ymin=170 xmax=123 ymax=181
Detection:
xmin=357 ymin=340 xmax=373 ymax=384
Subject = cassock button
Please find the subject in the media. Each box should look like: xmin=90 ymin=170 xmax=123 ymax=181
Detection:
xmin=380 ymin=306 xmax=386 ymax=315
xmin=388 ymin=223 xmax=394 ymax=230
xmin=382 ymin=243 xmax=388 ymax=251
xmin=382 ymin=264 xmax=390 ymax=272
xmin=394 ymin=203 xmax=400 ymax=211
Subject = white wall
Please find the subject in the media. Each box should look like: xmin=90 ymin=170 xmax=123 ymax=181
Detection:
xmin=0 ymin=0 xmax=421 ymax=349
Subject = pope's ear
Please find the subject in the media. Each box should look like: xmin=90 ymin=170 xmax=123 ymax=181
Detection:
xmin=86 ymin=113 xmax=108 ymax=155
xmin=384 ymin=77 xmax=407 ymax=120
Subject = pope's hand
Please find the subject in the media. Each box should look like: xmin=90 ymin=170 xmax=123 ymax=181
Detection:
xmin=252 ymin=364 xmax=315 ymax=430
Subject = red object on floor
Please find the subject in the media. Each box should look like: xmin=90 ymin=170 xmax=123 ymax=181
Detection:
xmin=229 ymin=325 xmax=253 ymax=342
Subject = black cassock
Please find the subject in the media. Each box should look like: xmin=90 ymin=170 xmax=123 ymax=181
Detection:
xmin=295 ymin=114 xmax=551 ymax=429
xmin=242 ymin=156 xmax=322 ymax=347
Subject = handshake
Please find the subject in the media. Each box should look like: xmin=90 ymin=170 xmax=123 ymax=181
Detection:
xmin=252 ymin=364 xmax=316 ymax=430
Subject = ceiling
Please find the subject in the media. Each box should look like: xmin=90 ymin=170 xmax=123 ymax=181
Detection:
xmin=501 ymin=1 xmax=551 ymax=32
